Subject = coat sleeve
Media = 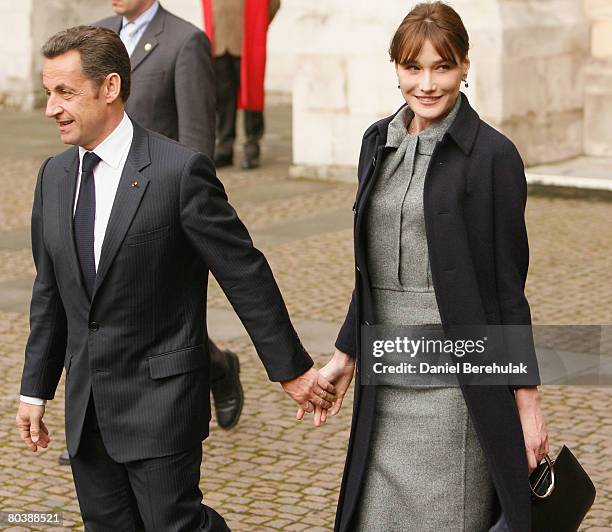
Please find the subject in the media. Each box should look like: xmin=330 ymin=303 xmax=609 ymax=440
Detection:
xmin=175 ymin=30 xmax=216 ymax=158
xmin=20 ymin=158 xmax=67 ymax=400
xmin=179 ymin=153 xmax=313 ymax=381
xmin=333 ymin=130 xmax=375 ymax=359
xmin=335 ymin=290 xmax=357 ymax=357
xmin=492 ymin=140 xmax=540 ymax=388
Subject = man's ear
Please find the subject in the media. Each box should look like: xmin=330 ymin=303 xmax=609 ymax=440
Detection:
xmin=103 ymin=73 xmax=122 ymax=103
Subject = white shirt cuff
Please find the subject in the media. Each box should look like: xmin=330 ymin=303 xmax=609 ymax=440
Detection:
xmin=20 ymin=395 xmax=47 ymax=406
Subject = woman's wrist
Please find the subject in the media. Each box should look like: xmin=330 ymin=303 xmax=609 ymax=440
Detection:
xmin=332 ymin=348 xmax=354 ymax=366
xmin=515 ymin=386 xmax=540 ymax=406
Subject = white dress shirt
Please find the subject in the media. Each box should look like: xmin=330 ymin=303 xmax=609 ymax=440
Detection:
xmin=21 ymin=113 xmax=134 ymax=406
xmin=119 ymin=0 xmax=160 ymax=56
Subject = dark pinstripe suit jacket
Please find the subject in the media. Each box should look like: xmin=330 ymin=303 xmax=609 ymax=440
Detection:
xmin=20 ymin=122 xmax=312 ymax=462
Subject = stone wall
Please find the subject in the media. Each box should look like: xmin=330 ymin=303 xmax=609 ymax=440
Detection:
xmin=0 ymin=0 xmax=34 ymax=108
xmin=583 ymin=0 xmax=612 ymax=156
xmin=290 ymin=0 xmax=590 ymax=178
xmin=0 ymin=0 xmax=197 ymax=110
xmin=0 ymin=0 xmax=607 ymax=163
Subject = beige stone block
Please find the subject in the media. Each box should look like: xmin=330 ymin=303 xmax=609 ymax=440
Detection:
xmin=293 ymin=55 xmax=347 ymax=113
xmin=467 ymin=58 xmax=503 ymax=120
xmin=292 ymin=109 xmax=336 ymax=166
xmin=591 ymin=19 xmax=612 ymax=58
xmin=502 ymin=109 xmax=583 ymax=165
xmin=328 ymin=112 xmax=378 ymax=166
xmin=498 ymin=52 xmax=585 ymax=118
xmin=501 ymin=57 xmax=549 ymax=117
xmin=583 ymin=0 xmax=612 ymax=18
xmin=162 ymin=0 xmax=202 ymax=27
xmin=583 ymin=60 xmax=612 ymax=156
xmin=345 ymin=54 xmax=398 ymax=116
xmin=500 ymin=3 xmax=589 ymax=58
xmin=543 ymin=53 xmax=584 ymax=113
xmin=0 ymin=1 xmax=34 ymax=108
xmin=292 ymin=108 xmax=380 ymax=173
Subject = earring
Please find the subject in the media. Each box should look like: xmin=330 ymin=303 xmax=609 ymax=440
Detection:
xmin=463 ymin=79 xmax=469 ymax=88
xmin=397 ymin=84 xmax=401 ymax=89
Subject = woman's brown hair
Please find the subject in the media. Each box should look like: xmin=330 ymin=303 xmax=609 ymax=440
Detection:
xmin=389 ymin=2 xmax=469 ymax=66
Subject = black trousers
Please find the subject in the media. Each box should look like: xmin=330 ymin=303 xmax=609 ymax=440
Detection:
xmin=214 ymin=52 xmax=264 ymax=158
xmin=70 ymin=396 xmax=230 ymax=532
xmin=208 ymin=339 xmax=229 ymax=384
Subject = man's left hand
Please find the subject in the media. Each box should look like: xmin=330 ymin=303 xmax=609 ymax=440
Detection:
xmin=281 ymin=368 xmax=336 ymax=415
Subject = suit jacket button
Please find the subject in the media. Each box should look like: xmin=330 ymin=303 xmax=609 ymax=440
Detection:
xmin=89 ymin=322 xmax=100 ymax=332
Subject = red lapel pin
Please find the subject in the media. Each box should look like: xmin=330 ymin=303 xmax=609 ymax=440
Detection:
xmin=131 ymin=180 xmax=139 ymax=188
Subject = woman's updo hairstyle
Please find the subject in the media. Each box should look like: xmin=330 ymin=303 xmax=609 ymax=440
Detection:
xmin=390 ymin=1 xmax=469 ymax=66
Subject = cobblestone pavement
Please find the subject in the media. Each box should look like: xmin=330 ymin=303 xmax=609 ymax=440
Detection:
xmin=0 ymin=104 xmax=610 ymax=531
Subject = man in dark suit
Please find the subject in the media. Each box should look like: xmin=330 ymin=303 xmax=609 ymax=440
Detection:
xmin=96 ymin=0 xmax=244 ymax=433
xmin=16 ymin=26 xmax=334 ymax=530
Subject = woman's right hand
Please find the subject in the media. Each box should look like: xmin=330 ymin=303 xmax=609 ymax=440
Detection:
xmin=297 ymin=349 xmax=355 ymax=427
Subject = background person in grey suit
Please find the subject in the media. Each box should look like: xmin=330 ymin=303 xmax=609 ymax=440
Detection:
xmin=100 ymin=0 xmax=215 ymax=155
xmin=97 ymin=0 xmax=245 ymax=435
xmin=15 ymin=26 xmax=335 ymax=531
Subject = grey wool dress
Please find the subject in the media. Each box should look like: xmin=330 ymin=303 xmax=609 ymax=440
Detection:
xmin=354 ymin=96 xmax=496 ymax=532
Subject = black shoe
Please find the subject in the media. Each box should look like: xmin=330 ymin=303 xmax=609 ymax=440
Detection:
xmin=211 ymin=350 xmax=244 ymax=429
xmin=58 ymin=449 xmax=70 ymax=466
xmin=214 ymin=153 xmax=233 ymax=168
xmin=240 ymin=154 xmax=260 ymax=170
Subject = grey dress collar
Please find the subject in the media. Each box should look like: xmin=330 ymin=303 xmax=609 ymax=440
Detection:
xmin=386 ymin=94 xmax=462 ymax=153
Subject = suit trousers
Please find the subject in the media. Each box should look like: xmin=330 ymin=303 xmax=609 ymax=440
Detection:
xmin=208 ymin=339 xmax=229 ymax=384
xmin=214 ymin=52 xmax=264 ymax=158
xmin=70 ymin=394 xmax=229 ymax=532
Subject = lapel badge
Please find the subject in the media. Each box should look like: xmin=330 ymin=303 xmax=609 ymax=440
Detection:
xmin=131 ymin=180 xmax=139 ymax=188
xmin=144 ymin=43 xmax=152 ymax=52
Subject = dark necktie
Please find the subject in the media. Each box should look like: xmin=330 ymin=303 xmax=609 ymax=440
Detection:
xmin=74 ymin=151 xmax=101 ymax=298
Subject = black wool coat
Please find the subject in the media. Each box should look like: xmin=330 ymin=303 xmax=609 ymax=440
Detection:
xmin=334 ymin=93 xmax=538 ymax=532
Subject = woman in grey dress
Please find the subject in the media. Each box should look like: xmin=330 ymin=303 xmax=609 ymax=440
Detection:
xmin=299 ymin=2 xmax=549 ymax=531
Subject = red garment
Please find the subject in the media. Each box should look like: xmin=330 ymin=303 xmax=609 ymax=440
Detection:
xmin=202 ymin=0 xmax=215 ymax=51
xmin=202 ymin=0 xmax=269 ymax=111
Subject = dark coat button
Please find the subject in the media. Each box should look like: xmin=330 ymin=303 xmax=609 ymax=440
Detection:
xmin=89 ymin=322 xmax=100 ymax=332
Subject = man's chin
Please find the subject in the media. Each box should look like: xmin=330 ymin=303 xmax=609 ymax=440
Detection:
xmin=59 ymin=132 xmax=78 ymax=146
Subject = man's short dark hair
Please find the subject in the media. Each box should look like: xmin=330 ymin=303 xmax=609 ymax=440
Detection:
xmin=42 ymin=25 xmax=131 ymax=102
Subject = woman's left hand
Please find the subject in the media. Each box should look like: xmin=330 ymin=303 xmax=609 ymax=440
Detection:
xmin=515 ymin=386 xmax=549 ymax=474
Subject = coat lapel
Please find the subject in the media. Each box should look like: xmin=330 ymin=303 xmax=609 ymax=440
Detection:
xmin=92 ymin=123 xmax=151 ymax=300
xmin=111 ymin=16 xmax=122 ymax=34
xmin=59 ymin=149 xmax=88 ymax=296
xmin=129 ymin=7 xmax=166 ymax=72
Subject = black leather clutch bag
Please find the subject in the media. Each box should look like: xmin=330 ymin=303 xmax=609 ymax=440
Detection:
xmin=530 ymin=445 xmax=596 ymax=532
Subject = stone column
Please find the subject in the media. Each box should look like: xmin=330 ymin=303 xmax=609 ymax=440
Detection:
xmin=0 ymin=0 xmax=113 ymax=109
xmin=583 ymin=0 xmax=612 ymax=156
xmin=289 ymin=0 xmax=589 ymax=180
xmin=0 ymin=0 xmax=35 ymax=108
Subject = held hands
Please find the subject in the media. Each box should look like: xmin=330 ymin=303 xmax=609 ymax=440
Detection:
xmin=296 ymin=349 xmax=355 ymax=427
xmin=515 ymin=386 xmax=549 ymax=474
xmin=16 ymin=401 xmax=50 ymax=452
xmin=281 ymin=367 xmax=337 ymax=416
